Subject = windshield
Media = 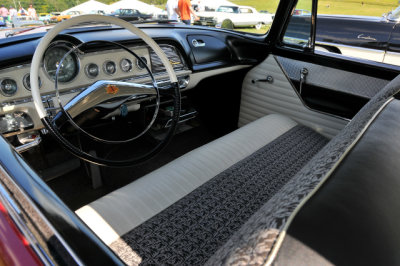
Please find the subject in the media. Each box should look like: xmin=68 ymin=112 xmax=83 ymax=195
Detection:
xmin=0 ymin=0 xmax=281 ymax=40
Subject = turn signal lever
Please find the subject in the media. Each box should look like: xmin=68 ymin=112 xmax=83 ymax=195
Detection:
xmin=251 ymin=75 xmax=273 ymax=84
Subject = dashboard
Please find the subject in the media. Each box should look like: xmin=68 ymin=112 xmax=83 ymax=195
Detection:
xmin=0 ymin=24 xmax=264 ymax=139
xmin=0 ymin=40 xmax=190 ymax=137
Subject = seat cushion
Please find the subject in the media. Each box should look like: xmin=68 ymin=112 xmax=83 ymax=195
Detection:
xmin=109 ymin=125 xmax=328 ymax=265
xmin=76 ymin=114 xmax=297 ymax=245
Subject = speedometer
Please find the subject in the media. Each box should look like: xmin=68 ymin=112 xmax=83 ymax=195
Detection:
xmin=43 ymin=45 xmax=79 ymax=83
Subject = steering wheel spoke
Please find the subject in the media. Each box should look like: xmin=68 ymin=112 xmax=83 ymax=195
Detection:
xmin=63 ymin=80 xmax=157 ymax=118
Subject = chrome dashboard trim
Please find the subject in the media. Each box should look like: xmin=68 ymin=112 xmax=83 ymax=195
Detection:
xmin=15 ymin=136 xmax=42 ymax=153
xmin=0 ymin=69 xmax=192 ymax=108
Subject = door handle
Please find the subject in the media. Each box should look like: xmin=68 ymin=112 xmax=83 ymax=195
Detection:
xmin=192 ymin=39 xmax=206 ymax=47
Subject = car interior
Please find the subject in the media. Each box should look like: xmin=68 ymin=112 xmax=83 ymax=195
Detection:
xmin=1 ymin=0 xmax=400 ymax=265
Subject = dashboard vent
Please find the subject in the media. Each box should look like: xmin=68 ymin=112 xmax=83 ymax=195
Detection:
xmin=150 ymin=45 xmax=186 ymax=73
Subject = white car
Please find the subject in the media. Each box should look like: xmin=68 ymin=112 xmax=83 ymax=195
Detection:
xmin=195 ymin=5 xmax=273 ymax=29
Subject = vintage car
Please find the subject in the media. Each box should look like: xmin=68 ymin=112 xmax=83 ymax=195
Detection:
xmin=1 ymin=0 xmax=400 ymax=264
xmin=6 ymin=15 xmax=44 ymax=28
xmin=0 ymin=17 xmax=5 ymax=27
xmin=54 ymin=10 xmax=82 ymax=22
xmin=38 ymin=13 xmax=51 ymax=24
xmin=49 ymin=12 xmax=61 ymax=23
xmin=194 ymin=5 xmax=273 ymax=29
xmin=108 ymin=8 xmax=153 ymax=22
xmin=285 ymin=6 xmax=400 ymax=65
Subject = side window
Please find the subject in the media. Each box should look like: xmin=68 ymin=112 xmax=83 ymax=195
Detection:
xmin=194 ymin=2 xmax=279 ymax=34
xmin=282 ymin=0 xmax=312 ymax=47
xmin=240 ymin=8 xmax=253 ymax=14
xmin=315 ymin=2 xmax=399 ymax=65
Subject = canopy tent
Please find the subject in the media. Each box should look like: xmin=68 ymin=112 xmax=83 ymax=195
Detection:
xmin=62 ymin=0 xmax=112 ymax=14
xmin=108 ymin=0 xmax=163 ymax=15
xmin=191 ymin=0 xmax=237 ymax=11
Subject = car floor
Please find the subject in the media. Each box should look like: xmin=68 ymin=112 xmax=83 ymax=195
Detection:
xmin=40 ymin=122 xmax=219 ymax=210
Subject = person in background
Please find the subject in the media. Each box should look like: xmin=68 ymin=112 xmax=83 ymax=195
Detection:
xmin=18 ymin=6 xmax=27 ymax=16
xmin=0 ymin=5 xmax=8 ymax=22
xmin=166 ymin=0 xmax=179 ymax=21
xmin=27 ymin=4 xmax=37 ymax=19
xmin=9 ymin=6 xmax=18 ymax=19
xmin=178 ymin=0 xmax=198 ymax=25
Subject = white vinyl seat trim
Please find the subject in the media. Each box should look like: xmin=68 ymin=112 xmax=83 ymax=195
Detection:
xmin=76 ymin=114 xmax=297 ymax=245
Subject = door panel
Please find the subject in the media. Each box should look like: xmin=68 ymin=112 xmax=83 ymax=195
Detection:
xmin=276 ymin=56 xmax=389 ymax=99
xmin=239 ymin=56 xmax=348 ymax=139
xmin=275 ymin=56 xmax=390 ymax=119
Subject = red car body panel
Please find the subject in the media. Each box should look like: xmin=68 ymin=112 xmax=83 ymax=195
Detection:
xmin=0 ymin=202 xmax=42 ymax=265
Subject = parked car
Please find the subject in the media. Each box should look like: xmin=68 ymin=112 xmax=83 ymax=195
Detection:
xmin=108 ymin=8 xmax=153 ymax=21
xmin=54 ymin=11 xmax=82 ymax=22
xmin=7 ymin=15 xmax=44 ymax=28
xmin=88 ymin=10 xmax=106 ymax=15
xmin=0 ymin=17 xmax=6 ymax=27
xmin=49 ymin=12 xmax=61 ymax=23
xmin=1 ymin=0 xmax=400 ymax=264
xmin=194 ymin=5 xmax=273 ymax=29
xmin=293 ymin=8 xmax=311 ymax=16
xmin=38 ymin=13 xmax=51 ymax=24
xmin=285 ymin=6 xmax=400 ymax=65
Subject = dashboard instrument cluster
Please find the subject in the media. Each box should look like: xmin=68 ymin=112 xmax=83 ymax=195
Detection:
xmin=0 ymin=41 xmax=190 ymax=136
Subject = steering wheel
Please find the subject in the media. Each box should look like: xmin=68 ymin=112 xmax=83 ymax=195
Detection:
xmin=30 ymin=15 xmax=181 ymax=167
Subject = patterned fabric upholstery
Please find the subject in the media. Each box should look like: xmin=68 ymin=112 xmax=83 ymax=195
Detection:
xmin=206 ymin=75 xmax=400 ymax=265
xmin=109 ymin=126 xmax=328 ymax=265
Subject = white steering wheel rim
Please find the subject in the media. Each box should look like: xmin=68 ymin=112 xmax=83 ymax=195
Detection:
xmin=30 ymin=14 xmax=178 ymax=119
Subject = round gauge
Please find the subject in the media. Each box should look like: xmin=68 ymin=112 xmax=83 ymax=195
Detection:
xmin=103 ymin=61 xmax=116 ymax=75
xmin=137 ymin=57 xmax=148 ymax=70
xmin=23 ymin=74 xmax=42 ymax=91
xmin=43 ymin=45 xmax=79 ymax=83
xmin=120 ymin=58 xmax=133 ymax=72
xmin=0 ymin=79 xmax=18 ymax=97
xmin=85 ymin=63 xmax=99 ymax=78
